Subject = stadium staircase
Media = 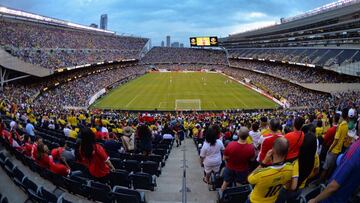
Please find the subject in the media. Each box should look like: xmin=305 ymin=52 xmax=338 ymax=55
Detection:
xmin=146 ymin=138 xmax=217 ymax=203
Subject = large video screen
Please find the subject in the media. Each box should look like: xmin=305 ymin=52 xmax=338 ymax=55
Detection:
xmin=190 ymin=36 xmax=218 ymax=47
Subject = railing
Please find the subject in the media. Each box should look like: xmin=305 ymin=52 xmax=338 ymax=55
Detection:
xmin=181 ymin=139 xmax=189 ymax=203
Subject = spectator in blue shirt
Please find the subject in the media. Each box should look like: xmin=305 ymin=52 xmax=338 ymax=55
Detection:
xmin=309 ymin=139 xmax=360 ymax=203
xmin=25 ymin=120 xmax=35 ymax=138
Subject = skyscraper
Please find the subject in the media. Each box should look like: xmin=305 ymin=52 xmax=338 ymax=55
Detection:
xmin=166 ymin=36 xmax=170 ymax=47
xmin=161 ymin=41 xmax=165 ymax=47
xmin=180 ymin=43 xmax=184 ymax=48
xmin=171 ymin=42 xmax=180 ymax=48
xmin=100 ymin=14 xmax=108 ymax=30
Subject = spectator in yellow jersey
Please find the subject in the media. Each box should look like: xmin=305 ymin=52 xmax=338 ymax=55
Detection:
xmin=321 ymin=108 xmax=349 ymax=182
xmin=277 ymin=132 xmax=319 ymax=203
xmin=247 ymin=137 xmax=293 ymax=203
xmin=315 ymin=120 xmax=324 ymax=138
xmin=192 ymin=124 xmax=200 ymax=138
xmin=67 ymin=112 xmax=78 ymax=127
xmin=260 ymin=116 xmax=271 ymax=136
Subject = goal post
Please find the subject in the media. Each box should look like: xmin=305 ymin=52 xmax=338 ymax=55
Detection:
xmin=175 ymin=99 xmax=201 ymax=111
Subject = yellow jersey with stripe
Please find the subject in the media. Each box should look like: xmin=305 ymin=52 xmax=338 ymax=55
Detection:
xmin=291 ymin=154 xmax=319 ymax=189
xmin=248 ymin=163 xmax=294 ymax=203
xmin=331 ymin=120 xmax=348 ymax=154
xmin=260 ymin=128 xmax=272 ymax=136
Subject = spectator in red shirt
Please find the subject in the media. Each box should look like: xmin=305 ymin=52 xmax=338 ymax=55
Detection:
xmin=77 ymin=127 xmax=115 ymax=182
xmin=321 ymin=113 xmax=340 ymax=162
xmin=36 ymin=143 xmax=51 ymax=168
xmin=0 ymin=118 xmax=4 ymax=135
xmin=36 ymin=143 xmax=70 ymax=176
xmin=31 ymin=137 xmax=43 ymax=160
xmin=323 ymin=113 xmax=340 ymax=149
xmin=285 ymin=116 xmax=305 ymax=161
xmin=258 ymin=118 xmax=283 ymax=163
xmin=221 ymin=127 xmax=255 ymax=191
xmin=51 ymin=142 xmax=75 ymax=169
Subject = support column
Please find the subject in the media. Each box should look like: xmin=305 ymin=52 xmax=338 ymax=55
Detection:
xmin=0 ymin=66 xmax=6 ymax=91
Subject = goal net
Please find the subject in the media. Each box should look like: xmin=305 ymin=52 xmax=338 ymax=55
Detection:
xmin=175 ymin=99 xmax=201 ymax=111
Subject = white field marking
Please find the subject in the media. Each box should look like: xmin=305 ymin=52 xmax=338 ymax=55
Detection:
xmin=209 ymin=101 xmax=217 ymax=108
xmin=203 ymin=101 xmax=217 ymax=108
xmin=175 ymin=99 xmax=201 ymax=111
xmin=231 ymin=92 xmax=249 ymax=107
xmin=158 ymin=102 xmax=168 ymax=108
xmin=125 ymin=94 xmax=140 ymax=107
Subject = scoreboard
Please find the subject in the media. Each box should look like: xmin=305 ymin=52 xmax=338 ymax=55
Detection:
xmin=189 ymin=36 xmax=218 ymax=47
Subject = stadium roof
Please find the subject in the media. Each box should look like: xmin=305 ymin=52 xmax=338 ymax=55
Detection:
xmin=0 ymin=5 xmax=115 ymax=34
xmin=227 ymin=0 xmax=360 ymax=39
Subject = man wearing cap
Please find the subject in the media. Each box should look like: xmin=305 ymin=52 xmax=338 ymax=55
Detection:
xmin=121 ymin=126 xmax=135 ymax=152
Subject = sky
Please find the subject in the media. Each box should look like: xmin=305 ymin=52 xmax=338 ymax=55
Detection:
xmin=0 ymin=0 xmax=335 ymax=46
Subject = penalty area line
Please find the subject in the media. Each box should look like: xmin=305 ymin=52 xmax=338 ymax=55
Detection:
xmin=125 ymin=94 xmax=140 ymax=107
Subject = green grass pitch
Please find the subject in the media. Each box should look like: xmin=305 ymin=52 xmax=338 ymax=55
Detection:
xmin=91 ymin=72 xmax=279 ymax=111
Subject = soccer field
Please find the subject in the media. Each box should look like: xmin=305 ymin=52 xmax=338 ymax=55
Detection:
xmin=91 ymin=72 xmax=279 ymax=111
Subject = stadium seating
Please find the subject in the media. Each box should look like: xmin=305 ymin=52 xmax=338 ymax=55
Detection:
xmin=109 ymin=170 xmax=132 ymax=188
xmin=110 ymin=186 xmax=146 ymax=203
xmin=23 ymin=177 xmax=46 ymax=202
xmin=298 ymin=184 xmax=326 ymax=203
xmin=130 ymin=172 xmax=157 ymax=191
xmin=141 ymin=161 xmax=161 ymax=176
xmin=210 ymin=172 xmax=224 ymax=191
xmin=12 ymin=167 xmax=26 ymax=191
xmin=0 ymin=193 xmax=8 ymax=203
xmin=39 ymin=187 xmax=59 ymax=203
xmin=0 ymin=18 xmax=149 ymax=70
xmin=4 ymin=159 xmax=15 ymax=178
xmin=84 ymin=181 xmax=112 ymax=202
xmin=123 ymin=159 xmax=142 ymax=173
xmin=0 ymin=152 xmax=7 ymax=168
xmin=63 ymin=176 xmax=89 ymax=197
xmin=141 ymin=47 xmax=227 ymax=65
xmin=217 ymin=185 xmax=253 ymax=203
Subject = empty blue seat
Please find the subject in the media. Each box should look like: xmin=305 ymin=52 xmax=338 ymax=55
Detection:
xmin=130 ymin=172 xmax=156 ymax=191
xmin=110 ymin=186 xmax=146 ymax=203
xmin=218 ymin=185 xmax=252 ymax=203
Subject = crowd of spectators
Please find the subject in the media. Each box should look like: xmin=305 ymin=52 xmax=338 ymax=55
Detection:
xmin=194 ymin=107 xmax=360 ymax=202
xmin=1 ymin=96 xmax=359 ymax=202
xmin=229 ymin=59 xmax=360 ymax=83
xmin=33 ymin=65 xmax=146 ymax=111
xmin=223 ymin=67 xmax=333 ymax=108
xmin=228 ymin=49 xmax=359 ymax=68
xmin=2 ymin=63 xmax=360 ymax=113
xmin=153 ymin=64 xmax=228 ymax=71
xmin=141 ymin=47 xmax=227 ymax=65
xmin=9 ymin=49 xmax=141 ymax=70
xmin=0 ymin=19 xmax=148 ymax=70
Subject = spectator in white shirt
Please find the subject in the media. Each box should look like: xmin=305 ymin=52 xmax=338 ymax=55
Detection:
xmin=249 ymin=122 xmax=261 ymax=148
xmin=200 ymin=126 xmax=224 ymax=185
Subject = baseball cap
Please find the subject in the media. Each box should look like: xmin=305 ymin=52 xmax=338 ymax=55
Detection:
xmin=348 ymin=108 xmax=356 ymax=118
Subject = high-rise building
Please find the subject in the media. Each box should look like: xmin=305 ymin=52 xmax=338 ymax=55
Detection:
xmin=89 ymin=23 xmax=98 ymax=28
xmin=171 ymin=42 xmax=180 ymax=48
xmin=100 ymin=14 xmax=108 ymax=30
xmin=166 ymin=36 xmax=170 ymax=47
xmin=180 ymin=43 xmax=184 ymax=48
xmin=161 ymin=41 xmax=165 ymax=47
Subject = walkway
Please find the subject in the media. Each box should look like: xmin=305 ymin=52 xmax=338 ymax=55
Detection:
xmin=146 ymin=138 xmax=217 ymax=203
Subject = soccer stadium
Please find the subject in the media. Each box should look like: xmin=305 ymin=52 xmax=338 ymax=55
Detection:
xmin=0 ymin=0 xmax=359 ymax=202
